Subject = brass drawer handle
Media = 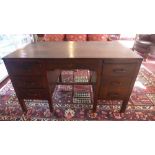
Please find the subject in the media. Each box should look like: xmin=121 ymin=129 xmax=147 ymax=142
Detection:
xmin=111 ymin=81 xmax=121 ymax=86
xmin=113 ymin=69 xmax=126 ymax=73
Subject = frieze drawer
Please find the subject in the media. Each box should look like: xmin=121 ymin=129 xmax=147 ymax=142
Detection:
xmin=102 ymin=63 xmax=137 ymax=77
xmin=101 ymin=77 xmax=132 ymax=89
xmin=4 ymin=60 xmax=44 ymax=75
xmin=11 ymin=76 xmax=47 ymax=89
xmin=100 ymin=88 xmax=129 ymax=100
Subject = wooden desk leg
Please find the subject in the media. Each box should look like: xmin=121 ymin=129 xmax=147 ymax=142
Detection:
xmin=92 ymin=70 xmax=100 ymax=113
xmin=120 ymin=98 xmax=129 ymax=113
xmin=93 ymin=87 xmax=97 ymax=112
xmin=93 ymin=83 xmax=98 ymax=113
xmin=18 ymin=99 xmax=27 ymax=113
xmin=48 ymin=97 xmax=53 ymax=113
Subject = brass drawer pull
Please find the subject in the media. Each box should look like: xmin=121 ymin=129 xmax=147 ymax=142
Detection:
xmin=113 ymin=69 xmax=126 ymax=73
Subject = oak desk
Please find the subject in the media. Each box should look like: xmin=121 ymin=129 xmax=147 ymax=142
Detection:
xmin=3 ymin=41 xmax=143 ymax=113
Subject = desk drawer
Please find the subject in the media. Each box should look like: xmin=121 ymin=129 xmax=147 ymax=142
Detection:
xmin=46 ymin=59 xmax=100 ymax=70
xmin=102 ymin=77 xmax=132 ymax=89
xmin=102 ymin=63 xmax=137 ymax=77
xmin=11 ymin=76 xmax=47 ymax=89
xmin=16 ymin=88 xmax=49 ymax=99
xmin=5 ymin=60 xmax=44 ymax=75
xmin=100 ymin=87 xmax=128 ymax=99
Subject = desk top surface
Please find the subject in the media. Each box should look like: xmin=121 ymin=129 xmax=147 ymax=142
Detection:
xmin=3 ymin=41 xmax=142 ymax=59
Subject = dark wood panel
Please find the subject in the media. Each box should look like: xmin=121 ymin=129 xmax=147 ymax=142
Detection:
xmin=3 ymin=41 xmax=142 ymax=59
xmin=4 ymin=59 xmax=45 ymax=75
xmin=16 ymin=88 xmax=49 ymax=99
xmin=100 ymin=87 xmax=129 ymax=99
xmin=103 ymin=59 xmax=141 ymax=63
xmin=46 ymin=59 xmax=101 ymax=70
xmin=102 ymin=63 xmax=137 ymax=77
xmin=11 ymin=76 xmax=47 ymax=88
xmin=101 ymin=77 xmax=132 ymax=89
xmin=47 ymin=69 xmax=61 ymax=84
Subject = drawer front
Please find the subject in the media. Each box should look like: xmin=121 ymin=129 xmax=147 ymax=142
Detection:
xmin=16 ymin=88 xmax=49 ymax=99
xmin=11 ymin=76 xmax=47 ymax=89
xmin=100 ymin=87 xmax=129 ymax=99
xmin=102 ymin=63 xmax=137 ymax=77
xmin=46 ymin=59 xmax=101 ymax=70
xmin=5 ymin=60 xmax=44 ymax=75
xmin=102 ymin=77 xmax=132 ymax=89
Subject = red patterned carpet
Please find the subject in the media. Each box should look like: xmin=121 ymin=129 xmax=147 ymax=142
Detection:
xmin=0 ymin=65 xmax=155 ymax=121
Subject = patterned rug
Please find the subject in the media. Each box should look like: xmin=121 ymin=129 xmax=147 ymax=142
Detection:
xmin=0 ymin=65 xmax=155 ymax=121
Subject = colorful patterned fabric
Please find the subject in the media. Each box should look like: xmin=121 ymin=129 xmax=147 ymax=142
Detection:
xmin=44 ymin=34 xmax=65 ymax=41
xmin=87 ymin=34 xmax=108 ymax=41
xmin=66 ymin=34 xmax=87 ymax=41
xmin=0 ymin=65 xmax=155 ymax=120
